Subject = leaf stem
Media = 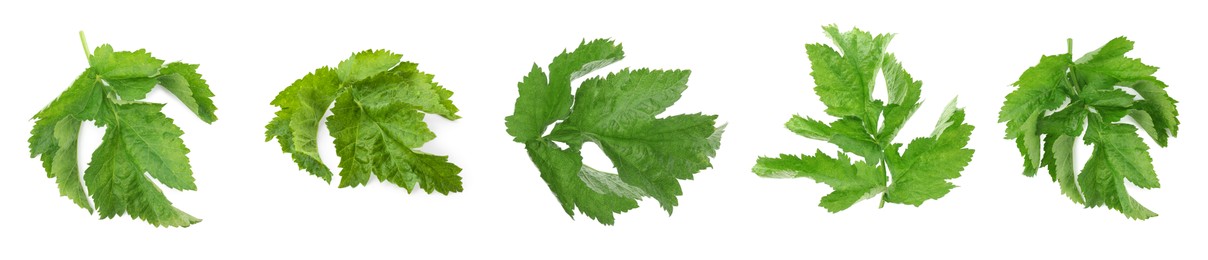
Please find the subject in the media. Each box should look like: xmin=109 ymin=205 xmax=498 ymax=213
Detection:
xmin=878 ymin=156 xmax=890 ymax=208
xmin=1066 ymin=38 xmax=1073 ymax=56
xmin=79 ymin=31 xmax=91 ymax=61
xmin=1063 ymin=38 xmax=1083 ymax=96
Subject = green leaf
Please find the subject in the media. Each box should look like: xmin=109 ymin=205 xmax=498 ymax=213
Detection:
xmin=158 ymin=62 xmax=218 ymax=123
xmin=1121 ymin=78 xmax=1179 ymax=146
xmin=1015 ymin=111 xmax=1043 ymax=177
xmin=327 ymin=91 xmax=462 ymax=193
xmin=754 ymin=152 xmax=885 ymax=212
xmin=754 ymin=26 xmax=975 ymax=213
xmin=29 ymin=36 xmax=213 ymax=227
xmin=88 ymin=44 xmax=164 ymax=79
xmin=504 ymin=65 xmax=556 ymax=142
xmin=266 ymin=68 xmax=341 ymax=181
xmin=884 ymin=101 xmax=974 ymax=206
xmin=1079 ymin=117 xmax=1159 ymax=219
xmin=553 ymin=68 xmax=715 ymax=212
xmin=821 ymin=25 xmax=892 ymax=103
xmin=1076 ymin=56 xmax=1157 ymax=82
xmin=336 ymin=49 xmax=403 ymax=83
xmin=1078 ymin=147 xmax=1157 ymax=220
xmin=1041 ymin=134 xmax=1084 ymax=204
xmin=525 ymin=141 xmax=640 ymax=225
xmin=30 ymin=71 xmax=104 ymax=180
xmin=117 ymin=103 xmax=197 ymax=190
xmin=548 ymin=39 xmax=626 ymax=91
xmin=550 ymin=69 xmax=718 ymax=213
xmin=1083 ymin=118 xmax=1159 ymax=189
xmin=878 ymin=54 xmax=922 ymax=143
xmin=505 ymin=39 xmax=624 ymax=142
xmin=1075 ymin=37 xmax=1133 ymax=64
xmin=51 ymin=117 xmax=92 ymax=211
xmin=1002 ymin=37 xmax=1175 ymax=219
xmin=507 ymin=39 xmax=721 ymax=224
xmin=805 ymin=43 xmax=866 ymax=119
xmin=85 ymin=127 xmax=200 ymax=227
xmin=378 ymin=62 xmax=460 ymax=119
xmin=556 ymin=68 xmax=690 ymax=132
xmin=107 ymin=77 xmax=159 ymax=100
xmin=1000 ymin=54 xmax=1070 ymax=175
xmin=32 ymin=70 xmax=105 ymax=120
xmin=266 ymin=49 xmax=462 ymax=194
xmin=1037 ymin=103 xmax=1087 ymax=137
xmin=1080 ymin=88 xmax=1136 ymax=108
xmin=785 ymin=116 xmax=882 ymax=163
xmin=1001 ymin=54 xmax=1072 ymax=124
xmin=814 ymin=24 xmax=893 ymax=129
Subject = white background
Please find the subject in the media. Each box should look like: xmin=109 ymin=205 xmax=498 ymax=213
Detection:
xmin=1 ymin=0 xmax=1203 ymax=259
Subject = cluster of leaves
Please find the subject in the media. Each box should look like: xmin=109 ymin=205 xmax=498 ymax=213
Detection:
xmin=266 ymin=50 xmax=462 ymax=194
xmin=1000 ymin=37 xmax=1178 ymax=219
xmin=753 ymin=25 xmax=975 ymax=212
xmin=506 ymin=39 xmax=724 ymax=225
xmin=29 ymin=33 xmax=218 ymax=227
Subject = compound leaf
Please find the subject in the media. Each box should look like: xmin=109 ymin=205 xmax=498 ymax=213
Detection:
xmin=507 ymin=39 xmax=722 ymax=224
xmin=29 ymin=35 xmax=214 ymax=227
xmin=1001 ymin=37 xmax=1175 ymax=219
xmin=753 ymin=25 xmax=975 ymax=212
xmin=266 ymin=49 xmax=462 ymax=194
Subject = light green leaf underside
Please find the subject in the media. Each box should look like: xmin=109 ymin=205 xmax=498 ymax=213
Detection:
xmin=878 ymin=54 xmax=922 ymax=143
xmin=754 ymin=151 xmax=884 ymax=212
xmin=266 ymin=68 xmax=341 ymax=181
xmin=158 ymin=62 xmax=218 ymax=123
xmin=1041 ymin=134 xmax=1083 ymax=204
xmin=785 ymin=115 xmax=882 ymax=164
xmin=50 ymin=117 xmax=91 ymax=211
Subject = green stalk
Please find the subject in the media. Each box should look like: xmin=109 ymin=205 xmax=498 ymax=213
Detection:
xmin=79 ymin=31 xmax=91 ymax=61
xmin=1066 ymin=38 xmax=1073 ymax=56
xmin=1065 ymin=39 xmax=1083 ymax=95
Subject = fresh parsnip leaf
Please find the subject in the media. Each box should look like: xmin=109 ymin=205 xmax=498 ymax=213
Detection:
xmin=506 ymin=39 xmax=724 ymax=225
xmin=1001 ymin=37 xmax=1177 ymax=220
xmin=753 ymin=25 xmax=975 ymax=212
xmin=28 ymin=32 xmax=216 ymax=227
xmin=266 ymin=50 xmax=463 ymax=194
